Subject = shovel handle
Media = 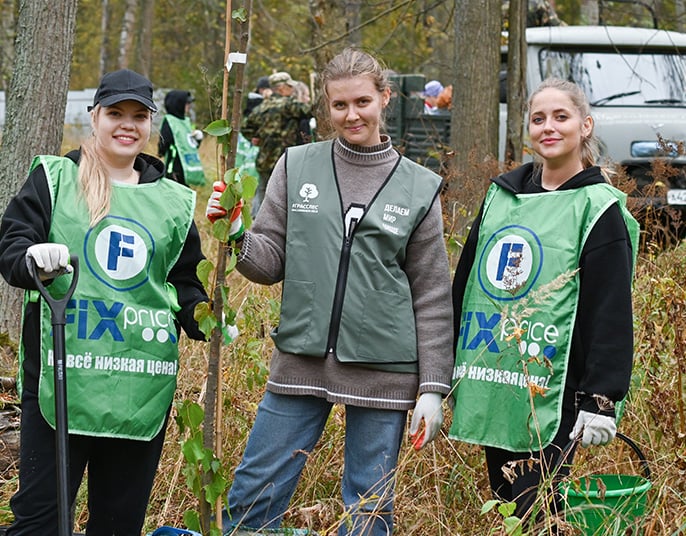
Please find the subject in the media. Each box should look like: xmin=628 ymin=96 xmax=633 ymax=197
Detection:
xmin=28 ymin=253 xmax=78 ymax=536
xmin=29 ymin=255 xmax=79 ymax=324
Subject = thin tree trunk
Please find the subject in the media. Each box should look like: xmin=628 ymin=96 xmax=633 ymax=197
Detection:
xmin=678 ymin=0 xmax=686 ymax=32
xmin=118 ymin=0 xmax=138 ymax=68
xmin=0 ymin=0 xmax=78 ymax=341
xmin=580 ymin=0 xmax=599 ymax=25
xmin=450 ymin=0 xmax=501 ymax=177
xmin=0 ymin=0 xmax=15 ymax=90
xmin=137 ymin=0 xmax=154 ymax=77
xmin=505 ymin=0 xmax=527 ymax=163
xmin=100 ymin=0 xmax=111 ymax=77
xmin=345 ymin=0 xmax=361 ymax=46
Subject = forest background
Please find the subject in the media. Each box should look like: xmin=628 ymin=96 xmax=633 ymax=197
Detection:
xmin=0 ymin=0 xmax=685 ymax=535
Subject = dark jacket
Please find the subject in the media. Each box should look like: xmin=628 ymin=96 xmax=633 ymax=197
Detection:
xmin=241 ymin=94 xmax=311 ymax=176
xmin=0 ymin=149 xmax=208 ymax=394
xmin=157 ymin=90 xmax=197 ymax=184
xmin=452 ymin=163 xmax=635 ymax=416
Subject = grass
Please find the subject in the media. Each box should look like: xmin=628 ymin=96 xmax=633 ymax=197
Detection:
xmin=1 ymin=137 xmax=685 ymax=535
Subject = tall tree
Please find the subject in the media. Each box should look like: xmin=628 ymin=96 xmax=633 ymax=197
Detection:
xmin=450 ymin=0 xmax=501 ymax=178
xmin=136 ymin=0 xmax=154 ymax=77
xmin=0 ymin=0 xmax=78 ymax=341
xmin=580 ymin=0 xmax=599 ymax=24
xmin=118 ymin=0 xmax=138 ymax=68
xmin=505 ymin=0 xmax=528 ymax=163
xmin=0 ymin=0 xmax=15 ymax=91
xmin=99 ymin=0 xmax=111 ymax=78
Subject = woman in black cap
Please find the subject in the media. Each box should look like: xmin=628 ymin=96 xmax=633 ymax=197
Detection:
xmin=0 ymin=69 xmax=208 ymax=534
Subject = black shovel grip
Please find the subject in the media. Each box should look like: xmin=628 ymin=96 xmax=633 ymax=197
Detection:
xmin=29 ymin=254 xmax=79 ymax=324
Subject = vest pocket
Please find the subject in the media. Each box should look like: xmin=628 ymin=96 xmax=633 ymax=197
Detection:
xmin=353 ymin=289 xmax=417 ymax=364
xmin=272 ymin=279 xmax=316 ymax=354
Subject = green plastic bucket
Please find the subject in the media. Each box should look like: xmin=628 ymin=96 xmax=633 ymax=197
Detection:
xmin=561 ymin=473 xmax=652 ymax=535
xmin=558 ymin=433 xmax=652 ymax=535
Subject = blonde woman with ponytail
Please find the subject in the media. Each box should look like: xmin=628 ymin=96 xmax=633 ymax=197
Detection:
xmin=449 ymin=77 xmax=640 ymax=525
xmin=0 ymin=69 xmax=208 ymax=534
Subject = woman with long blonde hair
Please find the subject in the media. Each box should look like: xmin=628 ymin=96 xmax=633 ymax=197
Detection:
xmin=0 ymin=69 xmax=208 ymax=534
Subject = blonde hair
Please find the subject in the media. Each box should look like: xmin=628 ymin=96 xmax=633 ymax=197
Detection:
xmin=79 ymin=134 xmax=111 ymax=226
xmin=317 ymin=48 xmax=391 ymax=137
xmin=528 ymin=77 xmax=601 ymax=171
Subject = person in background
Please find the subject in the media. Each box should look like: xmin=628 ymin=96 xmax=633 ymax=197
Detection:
xmin=244 ymin=75 xmax=272 ymax=116
xmin=241 ymin=71 xmax=311 ymax=217
xmin=292 ymin=80 xmax=315 ymax=144
xmin=436 ymin=84 xmax=453 ymax=111
xmin=236 ymin=76 xmax=272 ymax=182
xmin=0 ymin=69 xmax=209 ymax=534
xmin=449 ymin=77 xmax=639 ymax=523
xmin=422 ymin=79 xmax=444 ymax=114
xmin=158 ymin=89 xmax=206 ymax=187
xmin=206 ymin=48 xmax=453 ymax=535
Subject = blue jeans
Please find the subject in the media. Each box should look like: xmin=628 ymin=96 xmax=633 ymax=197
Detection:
xmin=226 ymin=392 xmax=406 ymax=535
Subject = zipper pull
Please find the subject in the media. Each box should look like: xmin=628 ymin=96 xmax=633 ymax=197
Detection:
xmin=344 ymin=204 xmax=365 ymax=239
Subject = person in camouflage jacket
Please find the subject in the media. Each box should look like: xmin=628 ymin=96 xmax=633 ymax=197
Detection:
xmin=242 ymin=71 xmax=312 ymax=216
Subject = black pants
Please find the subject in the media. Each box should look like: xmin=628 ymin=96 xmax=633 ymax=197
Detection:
xmin=484 ymin=388 xmax=577 ymax=521
xmin=8 ymin=389 xmax=168 ymax=535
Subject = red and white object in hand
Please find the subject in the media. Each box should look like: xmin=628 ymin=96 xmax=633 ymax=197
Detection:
xmin=206 ymin=181 xmax=245 ymax=241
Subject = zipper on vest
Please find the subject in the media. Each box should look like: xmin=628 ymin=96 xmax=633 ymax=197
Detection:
xmin=326 ymin=204 xmax=365 ymax=358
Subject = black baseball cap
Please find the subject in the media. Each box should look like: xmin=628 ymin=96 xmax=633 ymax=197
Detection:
xmin=89 ymin=69 xmax=157 ymax=112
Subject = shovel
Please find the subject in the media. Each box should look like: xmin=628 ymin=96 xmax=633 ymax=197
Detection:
xmin=30 ymin=254 xmax=79 ymax=536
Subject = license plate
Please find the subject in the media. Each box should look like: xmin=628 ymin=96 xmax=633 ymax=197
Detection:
xmin=667 ymin=189 xmax=686 ymax=205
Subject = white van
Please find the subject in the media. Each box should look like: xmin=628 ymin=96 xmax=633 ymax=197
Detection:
xmin=500 ymin=25 xmax=686 ymax=206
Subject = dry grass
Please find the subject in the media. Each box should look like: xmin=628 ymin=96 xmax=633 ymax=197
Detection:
xmin=0 ymin=137 xmax=685 ymax=535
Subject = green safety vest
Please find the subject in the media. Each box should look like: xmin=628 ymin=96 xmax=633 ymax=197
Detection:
xmin=163 ymin=115 xmax=206 ymax=186
xmin=272 ymin=141 xmax=443 ymax=373
xmin=449 ymin=181 xmax=639 ymax=451
xmin=27 ymin=155 xmax=196 ymax=440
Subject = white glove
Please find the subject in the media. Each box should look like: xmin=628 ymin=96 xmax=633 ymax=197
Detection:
xmin=192 ymin=129 xmax=204 ymax=141
xmin=570 ymin=410 xmax=617 ymax=448
xmin=206 ymin=181 xmax=245 ymax=241
xmin=26 ymin=243 xmax=71 ymax=280
xmin=206 ymin=181 xmax=228 ymax=222
xmin=409 ymin=392 xmax=443 ymax=450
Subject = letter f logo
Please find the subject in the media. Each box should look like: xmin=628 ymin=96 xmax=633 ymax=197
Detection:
xmin=495 ymin=242 xmax=523 ymax=282
xmin=107 ymin=231 xmax=135 ymax=271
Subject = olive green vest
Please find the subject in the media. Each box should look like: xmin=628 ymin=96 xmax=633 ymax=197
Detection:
xmin=272 ymin=141 xmax=443 ymax=373
xmin=449 ymin=182 xmax=639 ymax=451
xmin=163 ymin=115 xmax=206 ymax=186
xmin=28 ymin=155 xmax=195 ymax=440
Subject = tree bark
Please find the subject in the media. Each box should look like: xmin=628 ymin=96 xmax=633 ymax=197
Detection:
xmin=676 ymin=0 xmax=685 ymax=32
xmin=99 ymin=0 xmax=111 ymax=77
xmin=136 ymin=0 xmax=155 ymax=77
xmin=450 ymin=0 xmax=501 ymax=178
xmin=0 ymin=0 xmax=15 ymax=91
xmin=580 ymin=0 xmax=599 ymax=25
xmin=505 ymin=0 xmax=528 ymax=164
xmin=118 ymin=0 xmax=138 ymax=68
xmin=0 ymin=0 xmax=78 ymax=342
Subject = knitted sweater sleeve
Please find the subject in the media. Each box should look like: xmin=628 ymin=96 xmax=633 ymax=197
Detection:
xmin=404 ymin=195 xmax=455 ymax=395
xmin=235 ymin=155 xmax=288 ymax=284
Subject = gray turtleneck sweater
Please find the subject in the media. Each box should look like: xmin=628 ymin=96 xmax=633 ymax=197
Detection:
xmin=236 ymin=135 xmax=453 ymax=411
